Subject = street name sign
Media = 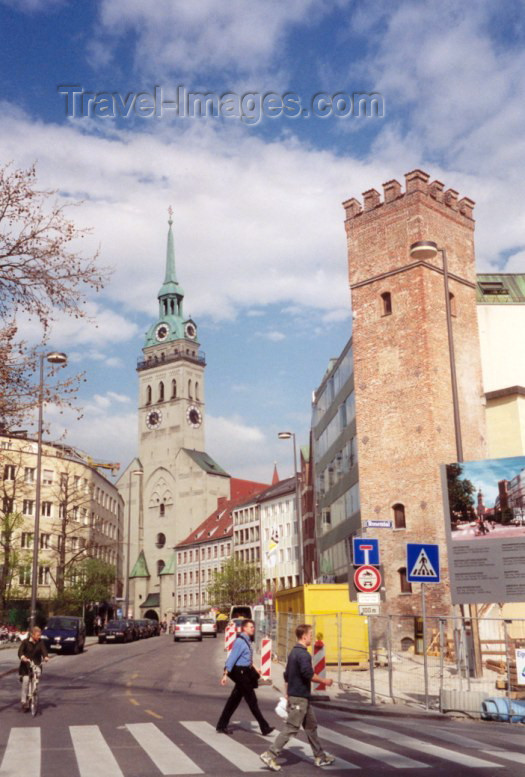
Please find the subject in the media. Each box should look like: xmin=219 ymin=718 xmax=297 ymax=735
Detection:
xmin=354 ymin=564 xmax=381 ymax=593
xmin=353 ymin=537 xmax=380 ymax=566
xmin=406 ymin=543 xmax=440 ymax=583
xmin=359 ymin=604 xmax=380 ymax=616
xmin=365 ymin=520 xmax=393 ymax=529
xmin=357 ymin=592 xmax=381 ymax=604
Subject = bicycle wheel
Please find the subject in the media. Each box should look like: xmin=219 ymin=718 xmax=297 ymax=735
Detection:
xmin=30 ymin=687 xmax=38 ymax=716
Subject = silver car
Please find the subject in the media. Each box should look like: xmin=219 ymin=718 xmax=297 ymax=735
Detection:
xmin=200 ymin=617 xmax=217 ymax=638
xmin=174 ymin=614 xmax=202 ymax=642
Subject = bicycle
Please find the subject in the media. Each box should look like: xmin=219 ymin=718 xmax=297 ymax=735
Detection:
xmin=26 ymin=659 xmax=41 ymax=717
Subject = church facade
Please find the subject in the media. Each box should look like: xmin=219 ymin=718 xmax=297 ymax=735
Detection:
xmin=118 ymin=215 xmax=231 ymax=620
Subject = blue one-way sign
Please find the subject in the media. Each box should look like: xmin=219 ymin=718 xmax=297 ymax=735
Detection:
xmin=406 ymin=543 xmax=440 ymax=583
xmin=353 ymin=537 xmax=380 ymax=566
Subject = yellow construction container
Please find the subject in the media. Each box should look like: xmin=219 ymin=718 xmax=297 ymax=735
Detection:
xmin=275 ymin=584 xmax=368 ymax=665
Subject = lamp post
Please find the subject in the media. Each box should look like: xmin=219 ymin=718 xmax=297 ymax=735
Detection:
xmin=278 ymin=431 xmax=304 ymax=585
xmin=29 ymin=351 xmax=68 ymax=629
xmin=125 ymin=468 xmax=143 ymax=619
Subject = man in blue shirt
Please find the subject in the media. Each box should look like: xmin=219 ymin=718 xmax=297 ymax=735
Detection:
xmin=216 ymin=619 xmax=273 ymax=735
xmin=260 ymin=623 xmax=335 ymax=771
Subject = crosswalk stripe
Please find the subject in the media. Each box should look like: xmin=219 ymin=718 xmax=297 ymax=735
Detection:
xmin=239 ymin=721 xmax=358 ymax=770
xmin=181 ymin=721 xmax=265 ymax=773
xmin=0 ymin=728 xmax=40 ymax=777
xmin=126 ymin=723 xmax=203 ymax=775
xmin=70 ymin=726 xmax=124 ymax=777
xmin=317 ymin=725 xmax=428 ymax=769
xmin=340 ymin=721 xmax=503 ymax=769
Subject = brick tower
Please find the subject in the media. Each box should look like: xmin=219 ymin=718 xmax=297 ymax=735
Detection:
xmin=343 ymin=170 xmax=487 ymax=620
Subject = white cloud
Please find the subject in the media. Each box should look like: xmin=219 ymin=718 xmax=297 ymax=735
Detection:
xmin=257 ymin=330 xmax=286 ymax=342
xmin=502 ymin=251 xmax=525 ymax=274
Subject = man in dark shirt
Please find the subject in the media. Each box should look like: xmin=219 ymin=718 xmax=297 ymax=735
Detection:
xmin=260 ymin=623 xmax=335 ymax=771
xmin=18 ymin=626 xmax=48 ymax=711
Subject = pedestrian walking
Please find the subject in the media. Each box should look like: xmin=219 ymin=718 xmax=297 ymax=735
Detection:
xmin=216 ymin=619 xmax=273 ymax=736
xmin=260 ymin=623 xmax=335 ymax=771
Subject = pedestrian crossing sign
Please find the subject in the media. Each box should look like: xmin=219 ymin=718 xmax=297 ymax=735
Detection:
xmin=406 ymin=543 xmax=440 ymax=583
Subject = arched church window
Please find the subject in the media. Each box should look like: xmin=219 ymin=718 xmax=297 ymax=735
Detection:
xmin=195 ymin=382 xmax=199 ymax=401
xmin=188 ymin=379 xmax=192 ymax=399
xmin=171 ymin=379 xmax=177 ymax=398
xmin=381 ymin=291 xmax=392 ymax=316
xmin=393 ymin=503 xmax=406 ymax=529
xmin=156 ymin=533 xmax=166 ymax=548
xmin=159 ymin=503 xmax=165 ymax=517
xmin=157 ymin=559 xmax=165 ymax=575
xmin=159 ymin=382 xmax=164 ymax=402
xmin=146 ymin=385 xmax=152 ymax=405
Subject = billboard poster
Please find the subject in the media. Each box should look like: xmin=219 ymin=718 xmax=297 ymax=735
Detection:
xmin=265 ymin=527 xmax=279 ymax=568
xmin=442 ymin=455 xmax=525 ymax=604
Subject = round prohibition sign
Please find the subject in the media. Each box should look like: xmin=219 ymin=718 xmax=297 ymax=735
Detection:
xmin=354 ymin=564 xmax=381 ymax=593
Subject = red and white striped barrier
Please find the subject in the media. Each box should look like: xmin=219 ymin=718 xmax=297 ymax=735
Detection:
xmin=261 ymin=638 xmax=272 ymax=679
xmin=313 ymin=639 xmax=326 ymax=691
xmin=224 ymin=624 xmax=236 ymax=652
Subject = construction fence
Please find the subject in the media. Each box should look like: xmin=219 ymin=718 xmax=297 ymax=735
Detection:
xmin=261 ymin=611 xmax=525 ymax=715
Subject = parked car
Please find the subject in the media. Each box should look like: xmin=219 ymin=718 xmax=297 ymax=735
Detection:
xmin=174 ymin=614 xmax=202 ymax=642
xmin=135 ymin=619 xmax=152 ymax=638
xmin=99 ymin=619 xmax=134 ymax=644
xmin=146 ymin=618 xmax=161 ymax=636
xmin=41 ymin=616 xmax=86 ymax=654
xmin=200 ymin=617 xmax=217 ymax=638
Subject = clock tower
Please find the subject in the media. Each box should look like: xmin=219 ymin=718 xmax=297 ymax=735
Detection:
xmin=119 ymin=213 xmax=231 ymax=620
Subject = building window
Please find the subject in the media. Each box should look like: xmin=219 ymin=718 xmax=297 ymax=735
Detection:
xmin=177 ymin=573 xmax=181 ymax=585
xmin=399 ymin=567 xmax=412 ymax=594
xmin=3 ymin=465 xmax=15 ymax=480
xmin=449 ymin=292 xmax=457 ymax=317
xmin=183 ymin=551 xmax=187 ymax=563
xmin=19 ymin=566 xmax=31 ymax=586
xmin=393 ymin=503 xmax=406 ymax=529
xmin=188 ymin=379 xmax=192 ymax=399
xmin=183 ymin=572 xmax=187 ymax=584
xmin=41 ymin=501 xmax=52 ymax=517
xmin=195 ymin=382 xmax=199 ymax=401
xmin=40 ymin=533 xmax=50 ymax=549
xmin=381 ymin=291 xmax=392 ymax=316
xmin=146 ymin=385 xmax=152 ymax=405
xmin=21 ymin=532 xmax=34 ymax=548
xmin=157 ymin=559 xmax=165 ymax=575
xmin=24 ymin=467 xmax=35 ymax=483
xmin=159 ymin=381 xmax=165 ymax=402
xmin=159 ymin=503 xmax=165 ymax=517
xmin=22 ymin=500 xmax=34 ymax=516
xmin=156 ymin=533 xmax=166 ymax=548
xmin=3 ymin=497 xmax=13 ymax=513
xmin=171 ymin=379 xmax=177 ymax=399
xmin=38 ymin=566 xmax=50 ymax=585
xmin=43 ymin=469 xmax=54 ymax=485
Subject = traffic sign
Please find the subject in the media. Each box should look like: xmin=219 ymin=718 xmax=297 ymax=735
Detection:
xmin=406 ymin=543 xmax=440 ymax=583
xmin=353 ymin=537 xmax=380 ymax=566
xmin=354 ymin=564 xmax=381 ymax=593
xmin=365 ymin=520 xmax=392 ymax=529
xmin=359 ymin=604 xmax=380 ymax=616
xmin=357 ymin=592 xmax=380 ymax=604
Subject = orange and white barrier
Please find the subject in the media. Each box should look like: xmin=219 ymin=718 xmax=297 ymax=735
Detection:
xmin=313 ymin=638 xmax=326 ymax=691
xmin=261 ymin=638 xmax=272 ymax=679
xmin=224 ymin=624 xmax=236 ymax=652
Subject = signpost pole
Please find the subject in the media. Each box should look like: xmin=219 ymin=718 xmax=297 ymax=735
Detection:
xmin=421 ymin=582 xmax=429 ymax=710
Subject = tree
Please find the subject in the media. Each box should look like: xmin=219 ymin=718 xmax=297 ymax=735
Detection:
xmin=207 ymin=557 xmax=262 ymax=609
xmin=0 ymin=510 xmax=24 ymax=618
xmin=446 ymin=463 xmax=476 ymax=524
xmin=52 ymin=558 xmax=115 ymax=615
xmin=0 ymin=162 xmax=109 ymax=428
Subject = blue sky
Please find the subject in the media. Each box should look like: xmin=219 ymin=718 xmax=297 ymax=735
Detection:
xmin=2 ymin=0 xmax=525 ymax=481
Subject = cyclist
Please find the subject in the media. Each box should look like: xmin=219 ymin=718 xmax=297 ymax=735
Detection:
xmin=18 ymin=626 xmax=48 ymax=712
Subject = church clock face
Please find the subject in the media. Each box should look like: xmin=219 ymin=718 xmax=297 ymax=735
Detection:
xmin=146 ymin=409 xmax=163 ymax=429
xmin=155 ymin=323 xmax=170 ymax=342
xmin=185 ymin=322 xmax=197 ymax=340
xmin=186 ymin=405 xmax=202 ymax=428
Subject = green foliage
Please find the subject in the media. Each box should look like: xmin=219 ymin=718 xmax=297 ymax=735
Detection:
xmin=206 ymin=557 xmax=261 ymax=609
xmin=0 ymin=511 xmax=24 ymax=618
xmin=51 ymin=558 xmax=115 ymax=614
xmin=446 ymin=463 xmax=476 ymax=522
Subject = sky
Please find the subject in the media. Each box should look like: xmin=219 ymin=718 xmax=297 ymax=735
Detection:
xmin=2 ymin=0 xmax=525 ymax=482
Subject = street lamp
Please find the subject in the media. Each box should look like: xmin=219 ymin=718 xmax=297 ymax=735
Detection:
xmin=125 ymin=468 xmax=143 ymax=619
xmin=409 ymin=241 xmax=463 ymax=462
xmin=278 ymin=431 xmax=304 ymax=585
xmin=30 ymin=351 xmax=68 ymax=629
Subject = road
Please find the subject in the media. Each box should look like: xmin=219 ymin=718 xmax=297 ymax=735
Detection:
xmin=1 ymin=634 xmax=524 ymax=775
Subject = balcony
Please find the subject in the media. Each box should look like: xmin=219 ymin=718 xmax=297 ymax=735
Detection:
xmin=137 ymin=350 xmax=206 ymax=372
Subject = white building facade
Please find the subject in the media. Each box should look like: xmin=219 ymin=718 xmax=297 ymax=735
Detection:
xmin=259 ymin=478 xmax=300 ymax=592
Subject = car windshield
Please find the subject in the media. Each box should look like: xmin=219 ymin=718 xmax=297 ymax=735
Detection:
xmin=201 ymin=618 xmax=215 ymax=624
xmin=107 ymin=621 xmax=126 ymax=628
xmin=178 ymin=616 xmax=199 ymax=624
xmin=46 ymin=617 xmax=79 ymax=631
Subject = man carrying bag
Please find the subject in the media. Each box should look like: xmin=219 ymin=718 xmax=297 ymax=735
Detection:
xmin=216 ymin=619 xmax=273 ymax=735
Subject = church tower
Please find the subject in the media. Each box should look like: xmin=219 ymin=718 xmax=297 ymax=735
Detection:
xmin=119 ymin=213 xmax=230 ymax=620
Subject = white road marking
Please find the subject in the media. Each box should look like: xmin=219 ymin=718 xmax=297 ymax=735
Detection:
xmin=181 ymin=721 xmax=265 ymax=772
xmin=317 ymin=724 xmax=428 ymax=769
xmin=340 ymin=721 xmax=503 ymax=769
xmin=0 ymin=728 xmax=40 ymax=777
xmin=70 ymin=725 xmax=124 ymax=777
xmin=126 ymin=723 xmax=203 ymax=775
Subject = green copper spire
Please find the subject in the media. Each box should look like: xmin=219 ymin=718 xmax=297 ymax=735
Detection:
xmin=158 ymin=207 xmax=184 ymax=299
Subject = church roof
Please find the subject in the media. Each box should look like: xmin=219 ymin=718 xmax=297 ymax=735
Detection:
xmin=160 ymin=553 xmax=176 ymax=575
xmin=158 ymin=213 xmax=184 ymax=298
xmin=130 ymin=550 xmax=150 ymax=578
xmin=477 ymin=273 xmax=525 ymax=304
xmin=183 ymin=449 xmax=230 ymax=477
xmin=139 ymin=593 xmax=160 ymax=608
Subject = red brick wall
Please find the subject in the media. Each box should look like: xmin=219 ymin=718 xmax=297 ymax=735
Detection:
xmin=344 ymin=170 xmax=486 ymax=616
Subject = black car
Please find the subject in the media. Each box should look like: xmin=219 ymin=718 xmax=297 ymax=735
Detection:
xmin=146 ymin=618 xmax=161 ymax=636
xmin=134 ymin=619 xmax=151 ymax=639
xmin=41 ymin=616 xmax=86 ymax=654
xmin=99 ymin=619 xmax=134 ymax=643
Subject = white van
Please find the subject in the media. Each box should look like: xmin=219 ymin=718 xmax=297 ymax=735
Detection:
xmin=229 ymin=605 xmax=253 ymax=621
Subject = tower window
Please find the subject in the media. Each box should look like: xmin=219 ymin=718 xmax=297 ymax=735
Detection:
xmin=188 ymin=379 xmax=192 ymax=399
xmin=170 ymin=299 xmax=175 ymax=314
xmin=393 ymin=503 xmax=406 ymax=529
xmin=157 ymin=559 xmax=165 ymax=576
xmin=195 ymin=382 xmax=199 ymax=401
xmin=159 ymin=503 xmax=165 ymax=517
xmin=159 ymin=381 xmax=165 ymax=402
xmin=156 ymin=533 xmax=166 ymax=548
xmin=398 ymin=567 xmax=412 ymax=593
xmin=171 ymin=379 xmax=177 ymax=399
xmin=381 ymin=291 xmax=392 ymax=316
xmin=163 ymin=300 xmax=168 ymax=314
xmin=449 ymin=292 xmax=457 ymax=317
xmin=146 ymin=385 xmax=152 ymax=405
